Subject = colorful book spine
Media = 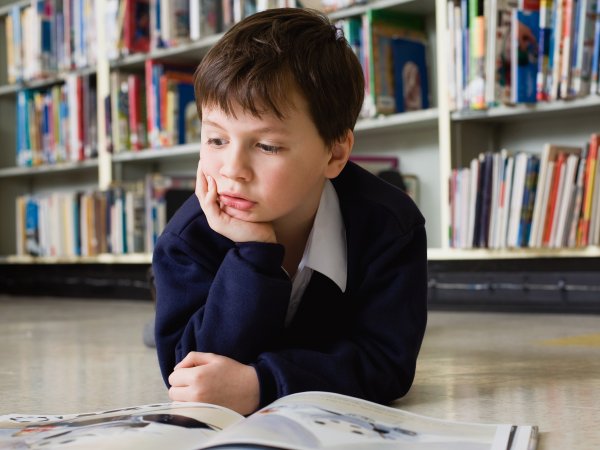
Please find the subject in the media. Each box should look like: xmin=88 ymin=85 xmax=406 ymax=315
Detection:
xmin=590 ymin=0 xmax=600 ymax=93
xmin=577 ymin=134 xmax=599 ymax=246
xmin=536 ymin=0 xmax=554 ymax=100
xmin=512 ymin=9 xmax=541 ymax=102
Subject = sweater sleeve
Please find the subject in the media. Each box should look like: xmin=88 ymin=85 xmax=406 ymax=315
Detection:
xmin=251 ymin=224 xmax=428 ymax=408
xmin=153 ymin=230 xmax=292 ymax=386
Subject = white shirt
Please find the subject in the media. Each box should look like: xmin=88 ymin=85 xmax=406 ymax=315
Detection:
xmin=285 ymin=180 xmax=347 ymax=325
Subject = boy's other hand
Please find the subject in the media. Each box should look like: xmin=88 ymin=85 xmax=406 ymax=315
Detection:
xmin=168 ymin=351 xmax=260 ymax=416
xmin=196 ymin=161 xmax=277 ymax=244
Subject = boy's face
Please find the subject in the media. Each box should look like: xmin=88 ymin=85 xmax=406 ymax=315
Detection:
xmin=199 ymin=89 xmax=347 ymax=232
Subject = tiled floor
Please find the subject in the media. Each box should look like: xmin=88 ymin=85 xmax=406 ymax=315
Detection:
xmin=1 ymin=295 xmax=599 ymax=449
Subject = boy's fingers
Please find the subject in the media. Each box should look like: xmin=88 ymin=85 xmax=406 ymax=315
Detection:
xmin=175 ymin=351 xmax=215 ymax=369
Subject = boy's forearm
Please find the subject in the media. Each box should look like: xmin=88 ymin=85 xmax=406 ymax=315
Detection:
xmin=154 ymin=232 xmax=293 ymax=384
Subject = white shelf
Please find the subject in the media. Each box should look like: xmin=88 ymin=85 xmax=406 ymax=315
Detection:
xmin=0 ymin=253 xmax=152 ymax=265
xmin=355 ymin=108 xmax=438 ymax=133
xmin=111 ymin=143 xmax=200 ymax=162
xmin=451 ymin=95 xmax=600 ymax=122
xmin=0 ymin=159 xmax=99 ymax=179
xmin=428 ymin=247 xmax=600 ymax=260
xmin=0 ymin=0 xmax=28 ymax=17
xmin=110 ymin=34 xmax=223 ymax=69
xmin=328 ymin=0 xmax=436 ymax=19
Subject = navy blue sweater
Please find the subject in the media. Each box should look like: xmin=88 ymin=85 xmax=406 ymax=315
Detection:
xmin=153 ymin=161 xmax=427 ymax=408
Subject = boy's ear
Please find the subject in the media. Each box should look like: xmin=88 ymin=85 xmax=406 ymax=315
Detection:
xmin=325 ymin=130 xmax=354 ymax=179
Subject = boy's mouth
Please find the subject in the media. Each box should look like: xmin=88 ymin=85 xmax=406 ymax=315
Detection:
xmin=218 ymin=193 xmax=256 ymax=211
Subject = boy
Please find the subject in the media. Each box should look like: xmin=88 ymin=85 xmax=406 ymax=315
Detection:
xmin=153 ymin=8 xmax=427 ymax=416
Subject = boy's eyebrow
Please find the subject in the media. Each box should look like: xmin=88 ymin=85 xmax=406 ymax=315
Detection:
xmin=202 ymin=119 xmax=289 ymax=135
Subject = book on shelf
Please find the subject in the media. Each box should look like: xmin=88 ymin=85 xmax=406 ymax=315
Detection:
xmin=2 ymin=0 xmax=98 ymax=81
xmin=449 ymin=0 xmax=600 ymax=110
xmin=144 ymin=60 xmax=196 ymax=148
xmin=485 ymin=0 xmax=519 ymax=106
xmin=511 ymin=8 xmax=540 ymax=103
xmin=13 ymin=174 xmax=194 ymax=258
xmin=0 ymin=391 xmax=539 ymax=450
xmin=576 ymin=133 xmax=599 ymax=246
xmin=467 ymin=0 xmax=486 ymax=110
xmin=15 ymin=73 xmax=97 ymax=168
xmin=361 ymin=9 xmax=427 ymax=117
xmin=570 ymin=0 xmax=597 ymax=96
xmin=448 ymin=135 xmax=600 ymax=250
xmin=591 ymin=0 xmax=600 ymax=94
xmin=144 ymin=173 xmax=195 ymax=252
xmin=528 ymin=144 xmax=582 ymax=248
xmin=391 ymin=37 xmax=430 ymax=113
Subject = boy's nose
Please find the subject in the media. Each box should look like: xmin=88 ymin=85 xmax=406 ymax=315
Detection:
xmin=219 ymin=147 xmax=252 ymax=181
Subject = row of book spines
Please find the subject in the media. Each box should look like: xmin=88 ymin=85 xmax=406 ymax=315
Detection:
xmin=449 ymin=133 xmax=600 ymax=249
xmin=16 ymin=74 xmax=97 ymax=168
xmin=3 ymin=0 xmax=302 ymax=84
xmin=109 ymin=62 xmax=198 ymax=153
xmin=4 ymin=0 xmax=97 ymax=84
xmin=15 ymin=174 xmax=195 ymax=258
xmin=446 ymin=0 xmax=600 ymax=111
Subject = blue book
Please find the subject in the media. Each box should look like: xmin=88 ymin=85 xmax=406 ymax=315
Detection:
xmin=518 ymin=155 xmax=540 ymax=247
xmin=391 ymin=37 xmax=429 ymax=113
xmin=512 ymin=9 xmax=540 ymax=103
xmin=25 ymin=198 xmax=40 ymax=257
xmin=591 ymin=0 xmax=600 ymax=93
xmin=176 ymin=83 xmax=195 ymax=145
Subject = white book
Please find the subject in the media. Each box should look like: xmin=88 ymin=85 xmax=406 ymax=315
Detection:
xmin=488 ymin=152 xmax=502 ymax=249
xmin=548 ymin=159 xmax=568 ymax=247
xmin=0 ymin=392 xmax=539 ymax=450
xmin=454 ymin=5 xmax=464 ymax=110
xmin=459 ymin=168 xmax=472 ymax=248
xmin=571 ymin=0 xmax=597 ymax=96
xmin=447 ymin=0 xmax=457 ymax=111
xmin=190 ymin=0 xmax=201 ymax=40
xmin=553 ymin=153 xmax=580 ymax=247
xmin=499 ymin=153 xmax=515 ymax=249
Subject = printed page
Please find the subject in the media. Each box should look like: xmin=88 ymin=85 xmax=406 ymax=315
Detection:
xmin=204 ymin=391 xmax=527 ymax=450
xmin=0 ymin=402 xmax=243 ymax=450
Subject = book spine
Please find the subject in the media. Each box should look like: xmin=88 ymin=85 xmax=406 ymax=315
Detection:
xmin=577 ymin=134 xmax=598 ymax=246
xmin=537 ymin=0 xmax=554 ymax=100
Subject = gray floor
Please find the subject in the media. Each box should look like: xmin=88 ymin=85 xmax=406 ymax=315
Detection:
xmin=1 ymin=295 xmax=599 ymax=449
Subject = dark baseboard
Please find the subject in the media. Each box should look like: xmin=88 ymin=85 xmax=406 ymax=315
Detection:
xmin=2 ymin=259 xmax=600 ymax=313
xmin=0 ymin=263 xmax=153 ymax=301
xmin=428 ymin=258 xmax=600 ymax=313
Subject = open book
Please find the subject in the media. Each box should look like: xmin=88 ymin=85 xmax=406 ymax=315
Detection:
xmin=0 ymin=391 xmax=538 ymax=450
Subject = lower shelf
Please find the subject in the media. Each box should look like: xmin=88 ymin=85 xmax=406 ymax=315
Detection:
xmin=2 ymin=257 xmax=600 ymax=312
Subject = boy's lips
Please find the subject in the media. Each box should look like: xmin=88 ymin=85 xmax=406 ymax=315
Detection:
xmin=218 ymin=193 xmax=256 ymax=211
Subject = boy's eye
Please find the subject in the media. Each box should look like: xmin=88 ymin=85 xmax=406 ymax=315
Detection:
xmin=206 ymin=138 xmax=226 ymax=147
xmin=257 ymin=143 xmax=280 ymax=154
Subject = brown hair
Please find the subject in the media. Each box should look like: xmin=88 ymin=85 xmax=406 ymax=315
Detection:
xmin=193 ymin=8 xmax=365 ymax=148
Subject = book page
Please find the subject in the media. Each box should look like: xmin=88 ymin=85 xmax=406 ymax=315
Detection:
xmin=0 ymin=402 xmax=243 ymax=450
xmin=204 ymin=391 xmax=519 ymax=450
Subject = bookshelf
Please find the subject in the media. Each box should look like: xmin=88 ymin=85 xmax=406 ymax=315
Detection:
xmin=2 ymin=0 xmax=598 ymax=274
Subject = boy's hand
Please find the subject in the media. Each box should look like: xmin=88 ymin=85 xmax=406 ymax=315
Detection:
xmin=168 ymin=352 xmax=261 ymax=416
xmin=196 ymin=161 xmax=277 ymax=244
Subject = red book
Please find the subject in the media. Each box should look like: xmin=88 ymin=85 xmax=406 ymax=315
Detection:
xmin=128 ymin=74 xmax=143 ymax=151
xmin=124 ymin=0 xmax=150 ymax=54
xmin=542 ymin=152 xmax=567 ymax=246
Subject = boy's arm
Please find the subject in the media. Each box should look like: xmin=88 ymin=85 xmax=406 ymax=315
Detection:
xmin=251 ymin=225 xmax=428 ymax=407
xmin=153 ymin=227 xmax=292 ymax=386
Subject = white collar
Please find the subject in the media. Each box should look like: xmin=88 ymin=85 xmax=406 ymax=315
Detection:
xmin=299 ymin=180 xmax=347 ymax=292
